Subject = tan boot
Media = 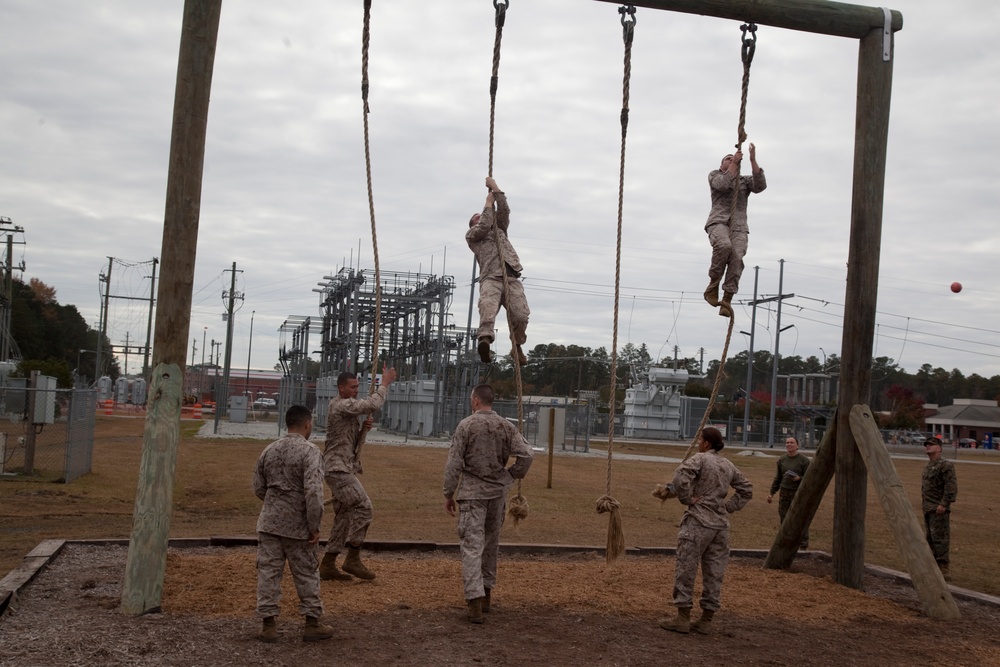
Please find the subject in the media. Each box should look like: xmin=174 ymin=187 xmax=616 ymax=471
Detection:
xmin=302 ymin=616 xmax=334 ymax=643
xmin=512 ymin=345 xmax=527 ymax=366
xmin=258 ymin=616 xmax=278 ymax=643
xmin=477 ymin=338 xmax=492 ymax=364
xmin=467 ymin=596 xmax=485 ymax=624
xmin=690 ymin=608 xmax=715 ymax=635
xmin=703 ymin=278 xmax=721 ymax=307
xmin=341 ymin=545 xmax=376 ymax=580
xmin=482 ymin=588 xmax=492 ymax=613
xmin=319 ymin=552 xmax=352 ymax=581
xmin=659 ymin=607 xmax=691 ymax=634
xmin=718 ymin=291 xmax=735 ymax=318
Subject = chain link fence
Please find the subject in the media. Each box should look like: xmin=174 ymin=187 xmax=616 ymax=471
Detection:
xmin=0 ymin=385 xmax=96 ymax=483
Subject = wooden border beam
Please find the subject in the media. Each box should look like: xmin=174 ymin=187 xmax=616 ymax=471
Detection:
xmin=592 ymin=0 xmax=902 ymax=39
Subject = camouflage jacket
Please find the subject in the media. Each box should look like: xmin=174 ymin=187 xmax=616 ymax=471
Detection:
xmin=704 ymin=169 xmax=767 ymax=233
xmin=922 ymin=458 xmax=957 ymax=513
xmin=672 ymin=450 xmax=753 ymax=530
xmin=443 ymin=409 xmax=533 ymax=501
xmin=466 ymin=190 xmax=523 ymax=280
xmin=323 ymin=385 xmax=390 ymax=475
xmin=252 ymin=433 xmax=325 ymax=540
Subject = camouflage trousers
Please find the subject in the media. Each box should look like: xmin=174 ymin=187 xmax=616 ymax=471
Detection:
xmin=778 ymin=489 xmax=809 ymax=548
xmin=457 ymin=497 xmax=506 ymax=601
xmin=476 ymin=277 xmax=529 ymax=345
xmin=256 ymin=532 xmax=323 ymax=619
xmin=924 ymin=510 xmax=950 ymax=564
xmin=672 ymin=519 xmax=730 ymax=611
xmin=324 ymin=472 xmax=373 ymax=555
xmin=707 ymin=224 xmax=748 ymax=295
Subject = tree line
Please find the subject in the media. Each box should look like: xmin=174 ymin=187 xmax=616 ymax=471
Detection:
xmin=7 ymin=277 xmax=118 ymax=387
xmin=487 ymin=343 xmax=999 ymax=430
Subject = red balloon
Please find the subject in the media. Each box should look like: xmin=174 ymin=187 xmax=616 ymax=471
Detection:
xmin=950 ymin=282 xmax=962 ymax=293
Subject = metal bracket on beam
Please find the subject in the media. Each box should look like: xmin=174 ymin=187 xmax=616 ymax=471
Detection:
xmin=881 ymin=7 xmax=892 ymax=62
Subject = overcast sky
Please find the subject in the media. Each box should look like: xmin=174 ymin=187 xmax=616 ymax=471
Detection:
xmin=2 ymin=1 xmax=998 ymax=381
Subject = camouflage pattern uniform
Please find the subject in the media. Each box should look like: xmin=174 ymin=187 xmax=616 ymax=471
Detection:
xmin=253 ymin=432 xmax=326 ymax=619
xmin=922 ymin=458 xmax=958 ymax=564
xmin=443 ymin=409 xmax=533 ymax=601
xmin=704 ymin=168 xmax=767 ymax=295
xmin=322 ymin=385 xmax=389 ymax=556
xmin=467 ymin=189 xmax=529 ymax=346
xmin=671 ymin=450 xmax=753 ymax=611
xmin=769 ymin=452 xmax=811 ymax=546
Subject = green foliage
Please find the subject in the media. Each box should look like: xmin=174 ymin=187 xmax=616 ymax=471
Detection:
xmin=9 ymin=277 xmax=119 ymax=383
xmin=11 ymin=358 xmax=74 ymax=388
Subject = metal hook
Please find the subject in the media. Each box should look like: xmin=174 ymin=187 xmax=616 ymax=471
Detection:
xmin=740 ymin=22 xmax=757 ymax=64
xmin=619 ymin=5 xmax=636 ymax=43
xmin=494 ymin=0 xmax=508 ymax=29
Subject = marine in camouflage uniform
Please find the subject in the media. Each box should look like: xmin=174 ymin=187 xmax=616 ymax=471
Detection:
xmin=767 ymin=436 xmax=811 ymax=549
xmin=320 ymin=368 xmax=397 ymax=581
xmin=443 ymin=384 xmax=533 ymax=623
xmin=703 ymin=144 xmax=766 ymax=318
xmin=467 ymin=176 xmax=530 ymax=365
xmin=921 ymin=438 xmax=958 ymax=576
xmin=661 ymin=427 xmax=752 ymax=635
xmin=253 ymin=405 xmax=333 ymax=642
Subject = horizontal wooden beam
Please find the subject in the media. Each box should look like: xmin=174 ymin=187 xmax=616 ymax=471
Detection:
xmin=592 ymin=0 xmax=902 ymax=39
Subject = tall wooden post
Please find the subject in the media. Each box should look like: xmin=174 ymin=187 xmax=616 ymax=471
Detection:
xmin=833 ymin=25 xmax=894 ymax=590
xmin=121 ymin=0 xmax=223 ymax=615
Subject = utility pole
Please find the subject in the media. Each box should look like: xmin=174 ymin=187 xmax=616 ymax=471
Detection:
xmin=191 ymin=338 xmax=197 ymax=366
xmin=0 ymin=217 xmax=25 ymax=363
xmin=767 ymin=260 xmax=795 ymax=447
xmin=143 ymin=257 xmax=158 ymax=379
xmin=698 ymin=347 xmax=705 ymax=375
xmin=245 ymin=310 xmax=255 ymax=398
xmin=214 ymin=261 xmax=243 ymax=433
xmin=96 ymin=257 xmax=112 ymax=381
xmin=740 ymin=266 xmax=760 ymax=446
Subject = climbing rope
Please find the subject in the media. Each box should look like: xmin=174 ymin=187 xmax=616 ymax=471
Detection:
xmin=361 ymin=0 xmax=382 ymax=391
xmin=654 ymin=23 xmax=753 ymax=500
xmin=482 ymin=0 xmax=528 ymax=526
xmin=348 ymin=0 xmax=382 ymax=460
xmin=596 ymin=4 xmax=636 ymax=564
xmin=729 ymin=22 xmax=756 ymax=218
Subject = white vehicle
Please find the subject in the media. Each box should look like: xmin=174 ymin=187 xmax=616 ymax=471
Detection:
xmin=252 ymin=397 xmax=277 ymax=410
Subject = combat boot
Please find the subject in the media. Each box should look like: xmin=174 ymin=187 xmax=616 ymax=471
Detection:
xmin=690 ymin=608 xmax=715 ymax=635
xmin=512 ymin=345 xmax=527 ymax=366
xmin=302 ymin=616 xmax=335 ymax=643
xmin=482 ymin=588 xmax=492 ymax=613
xmin=258 ymin=616 xmax=278 ymax=643
xmin=703 ymin=278 xmax=721 ymax=307
xmin=319 ymin=552 xmax=352 ymax=581
xmin=659 ymin=607 xmax=691 ymax=634
xmin=467 ymin=596 xmax=485 ymax=624
xmin=477 ymin=338 xmax=492 ymax=364
xmin=718 ymin=291 xmax=735 ymax=318
xmin=341 ymin=545 xmax=376 ymax=580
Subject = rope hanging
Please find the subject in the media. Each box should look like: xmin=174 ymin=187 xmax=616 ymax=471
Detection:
xmin=654 ymin=23 xmax=754 ymax=501
xmin=729 ymin=22 xmax=757 ymax=218
xmin=596 ymin=4 xmax=636 ymax=564
xmin=483 ymin=0 xmax=528 ymax=527
xmin=349 ymin=0 xmax=382 ymax=459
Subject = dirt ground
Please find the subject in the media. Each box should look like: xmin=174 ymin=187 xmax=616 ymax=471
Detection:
xmin=1 ymin=543 xmax=998 ymax=667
